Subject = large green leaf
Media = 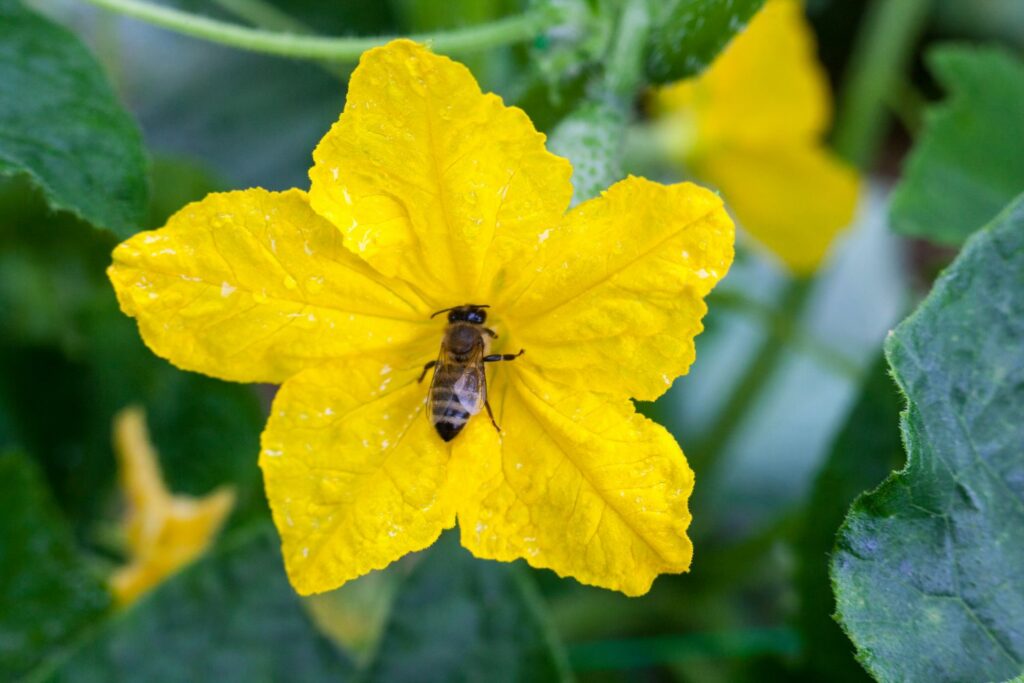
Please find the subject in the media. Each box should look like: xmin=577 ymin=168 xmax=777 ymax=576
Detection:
xmin=0 ymin=0 xmax=148 ymax=237
xmin=365 ymin=533 xmax=572 ymax=683
xmin=38 ymin=528 xmax=354 ymax=682
xmin=890 ymin=46 xmax=1024 ymax=245
xmin=794 ymin=358 xmax=904 ymax=682
xmin=0 ymin=452 xmax=111 ymax=680
xmin=644 ymin=0 xmax=766 ymax=83
xmin=831 ymin=195 xmax=1024 ymax=682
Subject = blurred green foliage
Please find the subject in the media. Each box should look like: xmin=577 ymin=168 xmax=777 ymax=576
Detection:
xmin=0 ymin=165 xmax=265 ymax=535
xmin=1 ymin=0 xmax=1023 ymax=681
xmin=794 ymin=357 xmax=904 ymax=682
xmin=365 ymin=532 xmax=571 ymax=683
xmin=890 ymin=46 xmax=1024 ymax=245
xmin=49 ymin=529 xmax=355 ymax=683
xmin=0 ymin=452 xmax=110 ymax=679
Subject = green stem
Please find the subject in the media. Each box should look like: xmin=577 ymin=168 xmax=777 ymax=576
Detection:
xmin=604 ymin=0 xmax=651 ymax=97
xmin=81 ymin=0 xmax=563 ymax=61
xmin=689 ymin=278 xmax=814 ymax=476
xmin=209 ymin=0 xmax=349 ymax=79
xmin=568 ymin=628 xmax=800 ymax=671
xmin=832 ymin=0 xmax=933 ymax=167
xmin=210 ymin=0 xmax=308 ymax=33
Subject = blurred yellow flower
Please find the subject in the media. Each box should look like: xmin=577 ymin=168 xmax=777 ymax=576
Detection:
xmin=652 ymin=0 xmax=859 ymax=274
xmin=108 ymin=40 xmax=733 ymax=597
xmin=110 ymin=407 xmax=235 ymax=605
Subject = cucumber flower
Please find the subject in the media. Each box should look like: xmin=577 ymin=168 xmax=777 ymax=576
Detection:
xmin=652 ymin=0 xmax=859 ymax=274
xmin=110 ymin=407 xmax=235 ymax=604
xmin=108 ymin=40 xmax=733 ymax=596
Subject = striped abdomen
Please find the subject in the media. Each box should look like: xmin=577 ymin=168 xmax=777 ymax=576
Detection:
xmin=429 ymin=362 xmax=484 ymax=442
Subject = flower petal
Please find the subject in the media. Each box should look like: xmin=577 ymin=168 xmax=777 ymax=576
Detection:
xmin=654 ymin=0 xmax=831 ymax=152
xmin=500 ymin=176 xmax=733 ymax=402
xmin=452 ymin=368 xmax=694 ymax=596
xmin=309 ymin=39 xmax=573 ymax=301
xmin=260 ymin=353 xmax=457 ymax=595
xmin=696 ymin=145 xmax=860 ymax=273
xmin=108 ymin=188 xmax=431 ymax=384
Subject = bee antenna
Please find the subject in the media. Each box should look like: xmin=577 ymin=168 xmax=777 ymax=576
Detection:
xmin=430 ymin=307 xmax=454 ymax=319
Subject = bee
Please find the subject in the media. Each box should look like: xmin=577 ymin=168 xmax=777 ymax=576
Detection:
xmin=418 ymin=304 xmax=524 ymax=442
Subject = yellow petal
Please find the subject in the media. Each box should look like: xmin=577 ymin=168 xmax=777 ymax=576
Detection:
xmin=452 ymin=368 xmax=694 ymax=596
xmin=110 ymin=407 xmax=235 ymax=605
xmin=309 ymin=39 xmax=573 ymax=301
xmin=695 ymin=145 xmax=860 ymax=273
xmin=108 ymin=188 xmax=432 ymax=384
xmin=499 ymin=176 xmax=733 ymax=402
xmin=260 ymin=351 xmax=458 ymax=595
xmin=654 ymin=0 xmax=831 ymax=153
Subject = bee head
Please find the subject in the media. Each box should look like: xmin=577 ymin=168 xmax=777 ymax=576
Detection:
xmin=432 ymin=304 xmax=489 ymax=325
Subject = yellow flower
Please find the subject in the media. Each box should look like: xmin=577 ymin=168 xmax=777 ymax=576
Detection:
xmin=652 ymin=0 xmax=859 ymax=274
xmin=107 ymin=40 xmax=733 ymax=597
xmin=109 ymin=407 xmax=235 ymax=604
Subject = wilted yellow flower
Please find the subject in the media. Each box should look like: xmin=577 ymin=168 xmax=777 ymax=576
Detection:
xmin=108 ymin=40 xmax=733 ymax=596
xmin=652 ymin=0 xmax=859 ymax=274
xmin=110 ymin=407 xmax=235 ymax=604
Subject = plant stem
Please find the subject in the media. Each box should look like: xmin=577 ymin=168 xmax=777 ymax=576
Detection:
xmin=81 ymin=0 xmax=563 ymax=61
xmin=604 ymin=0 xmax=651 ymax=97
xmin=210 ymin=0 xmax=308 ymax=34
xmin=568 ymin=628 xmax=800 ymax=671
xmin=209 ymin=0 xmax=349 ymax=79
xmin=689 ymin=278 xmax=814 ymax=476
xmin=831 ymin=0 xmax=933 ymax=168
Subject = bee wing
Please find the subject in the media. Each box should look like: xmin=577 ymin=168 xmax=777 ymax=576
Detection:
xmin=451 ymin=363 xmax=485 ymax=416
xmin=429 ymin=341 xmax=485 ymax=418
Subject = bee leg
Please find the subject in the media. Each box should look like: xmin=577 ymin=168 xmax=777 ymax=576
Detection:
xmin=483 ymin=349 xmax=525 ymax=363
xmin=484 ymin=399 xmax=501 ymax=433
xmin=483 ymin=327 xmax=498 ymax=338
xmin=417 ymin=360 xmax=437 ymax=383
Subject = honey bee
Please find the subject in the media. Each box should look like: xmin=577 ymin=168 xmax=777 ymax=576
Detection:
xmin=418 ymin=304 xmax=524 ymax=442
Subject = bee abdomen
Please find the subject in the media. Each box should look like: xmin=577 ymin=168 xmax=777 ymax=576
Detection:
xmin=431 ymin=395 xmax=471 ymax=442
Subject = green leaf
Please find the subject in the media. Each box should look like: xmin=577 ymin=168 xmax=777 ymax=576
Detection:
xmin=365 ymin=533 xmax=572 ymax=683
xmin=548 ymin=98 xmax=627 ymax=205
xmin=0 ymin=0 xmax=148 ymax=237
xmin=890 ymin=46 xmax=1024 ymax=245
xmin=0 ymin=451 xmax=111 ymax=680
xmin=794 ymin=357 xmax=904 ymax=682
xmin=832 ymin=195 xmax=1024 ymax=682
xmin=38 ymin=528 xmax=355 ymax=682
xmin=644 ymin=0 xmax=766 ymax=83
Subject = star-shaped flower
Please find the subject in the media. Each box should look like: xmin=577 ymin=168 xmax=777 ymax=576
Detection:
xmin=108 ymin=40 xmax=733 ymax=596
xmin=110 ymin=407 xmax=235 ymax=604
xmin=652 ymin=0 xmax=859 ymax=274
